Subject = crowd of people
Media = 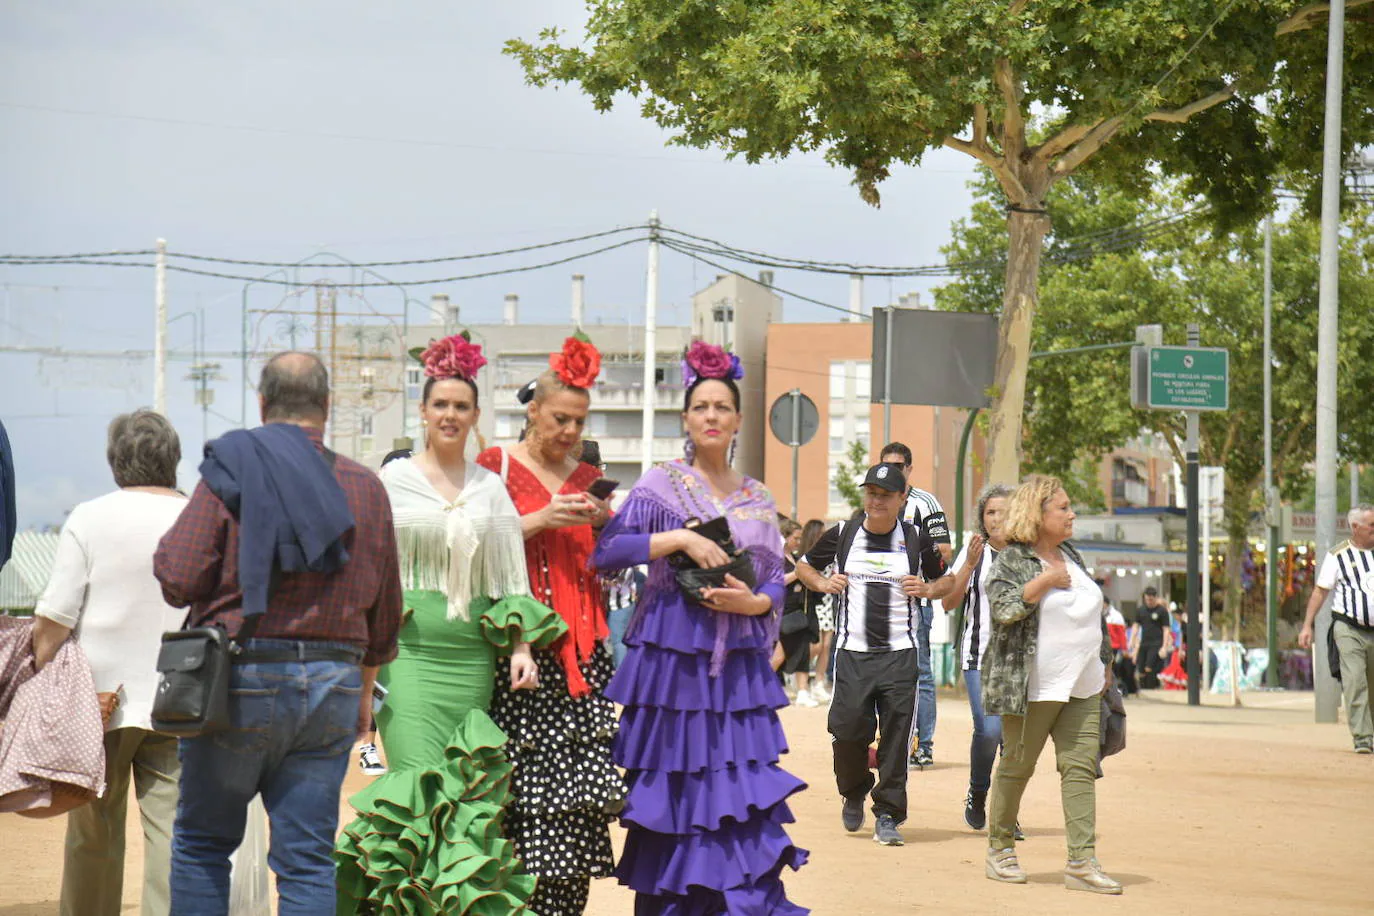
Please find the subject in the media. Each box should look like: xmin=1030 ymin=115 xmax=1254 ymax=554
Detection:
xmin=25 ymin=326 xmax=1374 ymax=913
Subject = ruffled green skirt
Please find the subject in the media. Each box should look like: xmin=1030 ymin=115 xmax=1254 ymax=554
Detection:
xmin=335 ymin=590 xmax=566 ymax=915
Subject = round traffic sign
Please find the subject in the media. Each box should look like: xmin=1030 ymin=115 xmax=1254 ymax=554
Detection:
xmin=769 ymin=390 xmax=819 ymax=447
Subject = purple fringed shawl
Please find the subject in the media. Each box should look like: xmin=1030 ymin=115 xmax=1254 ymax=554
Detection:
xmin=594 ymin=461 xmax=785 ymax=676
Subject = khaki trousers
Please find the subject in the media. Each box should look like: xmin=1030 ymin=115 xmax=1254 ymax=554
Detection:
xmin=1335 ymin=618 xmax=1374 ymax=743
xmin=61 ymin=727 xmax=180 ymax=916
xmin=989 ymin=695 xmax=1100 ymax=861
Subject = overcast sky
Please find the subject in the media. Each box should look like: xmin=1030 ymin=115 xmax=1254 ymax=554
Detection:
xmin=1 ymin=2 xmax=978 ymax=527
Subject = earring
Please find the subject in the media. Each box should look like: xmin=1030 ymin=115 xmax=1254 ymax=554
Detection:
xmin=728 ymin=435 xmax=737 ymax=466
xmin=683 ymin=438 xmax=696 ymax=464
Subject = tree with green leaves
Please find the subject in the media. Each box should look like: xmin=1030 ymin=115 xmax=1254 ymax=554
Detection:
xmin=507 ymin=1 xmax=1374 ymax=484
xmin=832 ymin=438 xmax=870 ymax=514
xmin=937 ymin=173 xmax=1374 ymax=639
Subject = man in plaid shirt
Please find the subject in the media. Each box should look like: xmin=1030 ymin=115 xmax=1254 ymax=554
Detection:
xmin=155 ymin=352 xmax=401 ymax=914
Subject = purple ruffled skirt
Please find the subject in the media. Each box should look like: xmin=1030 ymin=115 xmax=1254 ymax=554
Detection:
xmin=606 ymin=594 xmax=809 ymax=915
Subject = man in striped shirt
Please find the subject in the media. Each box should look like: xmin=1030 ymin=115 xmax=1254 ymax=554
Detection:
xmin=797 ymin=463 xmax=951 ymax=846
xmin=1300 ymin=505 xmax=1374 ymax=753
xmin=879 ymin=443 xmax=952 ymax=770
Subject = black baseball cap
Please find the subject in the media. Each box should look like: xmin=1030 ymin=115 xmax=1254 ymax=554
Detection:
xmin=1143 ymin=586 xmax=1159 ymax=597
xmin=862 ymin=462 xmax=907 ymax=494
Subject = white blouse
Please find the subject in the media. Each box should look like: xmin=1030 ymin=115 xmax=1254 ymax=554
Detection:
xmin=33 ymin=489 xmax=188 ymax=732
xmin=1027 ymin=552 xmax=1106 ymax=702
xmin=380 ymin=457 xmax=531 ymax=621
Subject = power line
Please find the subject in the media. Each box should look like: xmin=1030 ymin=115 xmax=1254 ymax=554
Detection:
xmin=162 ymin=226 xmax=649 ymax=268
xmin=658 ymin=239 xmax=862 ymax=318
xmin=0 ymin=237 xmax=651 ymax=287
xmin=0 ymin=204 xmax=1215 ymax=296
xmin=2 ymin=200 xmax=1211 ymax=282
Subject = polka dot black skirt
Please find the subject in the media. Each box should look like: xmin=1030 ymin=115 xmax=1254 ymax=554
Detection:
xmin=491 ymin=641 xmax=624 ymax=907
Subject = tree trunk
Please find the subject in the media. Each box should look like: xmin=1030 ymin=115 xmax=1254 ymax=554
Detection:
xmin=986 ymin=206 xmax=1051 ymax=485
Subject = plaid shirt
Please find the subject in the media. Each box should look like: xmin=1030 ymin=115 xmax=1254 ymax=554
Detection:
xmin=154 ymin=426 xmax=401 ymax=666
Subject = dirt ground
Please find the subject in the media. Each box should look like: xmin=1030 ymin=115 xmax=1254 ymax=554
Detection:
xmin=2 ymin=689 xmax=1370 ymax=915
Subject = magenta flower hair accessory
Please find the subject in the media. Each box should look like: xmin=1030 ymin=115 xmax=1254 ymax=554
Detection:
xmin=681 ymin=340 xmax=745 ymax=388
xmin=410 ymin=331 xmax=487 ymax=381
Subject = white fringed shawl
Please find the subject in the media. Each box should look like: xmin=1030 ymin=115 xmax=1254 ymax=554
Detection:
xmin=380 ymin=458 xmax=531 ymax=621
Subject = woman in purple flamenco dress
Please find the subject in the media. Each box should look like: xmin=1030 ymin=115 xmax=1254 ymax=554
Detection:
xmin=592 ymin=341 xmax=808 ymax=915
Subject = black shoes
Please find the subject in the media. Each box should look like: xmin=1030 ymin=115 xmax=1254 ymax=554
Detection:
xmin=909 ymin=749 xmax=934 ymax=770
xmin=842 ymin=796 xmax=865 ymax=833
xmin=964 ymin=790 xmax=988 ymax=830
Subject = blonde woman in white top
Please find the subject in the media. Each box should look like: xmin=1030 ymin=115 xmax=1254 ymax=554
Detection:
xmin=32 ymin=410 xmax=188 ymax=916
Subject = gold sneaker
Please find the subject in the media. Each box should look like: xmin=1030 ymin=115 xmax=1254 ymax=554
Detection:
xmin=985 ymin=847 xmax=1028 ymax=884
xmin=1065 ymin=857 xmax=1123 ymax=895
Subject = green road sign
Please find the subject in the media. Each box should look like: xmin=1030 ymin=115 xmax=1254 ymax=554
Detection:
xmin=1147 ymin=346 xmax=1229 ymax=410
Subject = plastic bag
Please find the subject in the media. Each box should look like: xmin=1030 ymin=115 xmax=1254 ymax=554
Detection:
xmin=228 ymin=796 xmax=271 ymax=915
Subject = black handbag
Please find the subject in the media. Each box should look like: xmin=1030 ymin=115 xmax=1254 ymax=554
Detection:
xmin=668 ymin=515 xmax=758 ymax=604
xmin=779 ymin=610 xmax=811 ymax=636
xmin=151 ymin=614 xmax=261 ymax=738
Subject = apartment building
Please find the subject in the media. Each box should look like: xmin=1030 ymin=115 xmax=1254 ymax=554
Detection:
xmin=338 ymin=271 xmax=782 ymax=488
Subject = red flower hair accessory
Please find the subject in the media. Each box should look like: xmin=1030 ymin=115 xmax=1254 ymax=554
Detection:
xmin=550 ymin=331 xmax=601 ymax=389
xmin=411 ymin=332 xmax=487 ymax=381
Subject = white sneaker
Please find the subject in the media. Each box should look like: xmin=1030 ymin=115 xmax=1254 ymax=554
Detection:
xmin=358 ymin=743 xmax=386 ymax=776
xmin=795 ymin=688 xmax=820 ymax=708
xmin=810 ymin=683 xmax=831 ymax=703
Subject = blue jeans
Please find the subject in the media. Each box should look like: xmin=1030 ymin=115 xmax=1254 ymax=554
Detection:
xmin=915 ymin=604 xmax=936 ymax=755
xmin=964 ymin=668 xmax=1003 ymax=793
xmin=607 ymin=603 xmax=634 ymax=668
xmin=170 ymin=640 xmax=362 ymax=916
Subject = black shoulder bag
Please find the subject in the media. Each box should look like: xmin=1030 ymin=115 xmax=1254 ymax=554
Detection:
xmin=150 ymin=613 xmax=262 ymax=737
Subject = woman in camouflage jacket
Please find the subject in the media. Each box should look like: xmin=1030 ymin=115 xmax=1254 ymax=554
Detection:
xmin=981 ymin=476 xmax=1120 ymax=896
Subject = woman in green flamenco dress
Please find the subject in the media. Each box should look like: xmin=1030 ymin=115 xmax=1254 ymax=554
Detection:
xmin=335 ymin=334 xmax=566 ymax=915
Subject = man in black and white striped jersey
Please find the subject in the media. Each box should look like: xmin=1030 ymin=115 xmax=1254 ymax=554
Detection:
xmin=1300 ymin=504 xmax=1374 ymax=754
xmin=879 ymin=442 xmax=953 ymax=770
xmin=796 ymin=463 xmax=952 ymax=847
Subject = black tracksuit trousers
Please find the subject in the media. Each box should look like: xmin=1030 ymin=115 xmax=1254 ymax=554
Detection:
xmin=828 ymin=647 xmax=918 ymax=823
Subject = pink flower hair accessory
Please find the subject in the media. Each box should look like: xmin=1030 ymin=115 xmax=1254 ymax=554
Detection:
xmin=681 ymin=339 xmax=744 ymax=388
xmin=410 ymin=332 xmax=487 ymax=381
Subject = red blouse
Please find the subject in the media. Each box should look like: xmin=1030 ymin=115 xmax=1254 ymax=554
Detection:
xmin=476 ymin=447 xmax=607 ymax=697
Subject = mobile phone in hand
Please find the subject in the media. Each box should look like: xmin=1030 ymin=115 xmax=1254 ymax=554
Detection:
xmin=587 ymin=478 xmax=620 ymax=501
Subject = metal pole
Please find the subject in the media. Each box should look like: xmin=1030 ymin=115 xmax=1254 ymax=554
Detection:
xmin=154 ymin=238 xmax=167 ymax=414
xmin=241 ymin=286 xmax=250 ymax=426
xmin=882 ymin=307 xmax=894 ymax=444
xmin=1186 ymin=323 xmax=1202 ymax=707
xmin=1352 ymin=463 xmax=1361 ymax=508
xmin=953 ymin=407 xmax=981 ymax=559
xmin=1313 ymin=0 xmax=1345 ymax=724
xmin=198 ymin=306 xmax=208 ymax=446
xmin=641 ymin=211 xmax=660 ymax=475
xmin=790 ymin=388 xmax=801 ymax=519
xmin=1201 ymin=469 xmax=1212 ymax=690
xmin=1264 ymin=216 xmax=1281 ymax=688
